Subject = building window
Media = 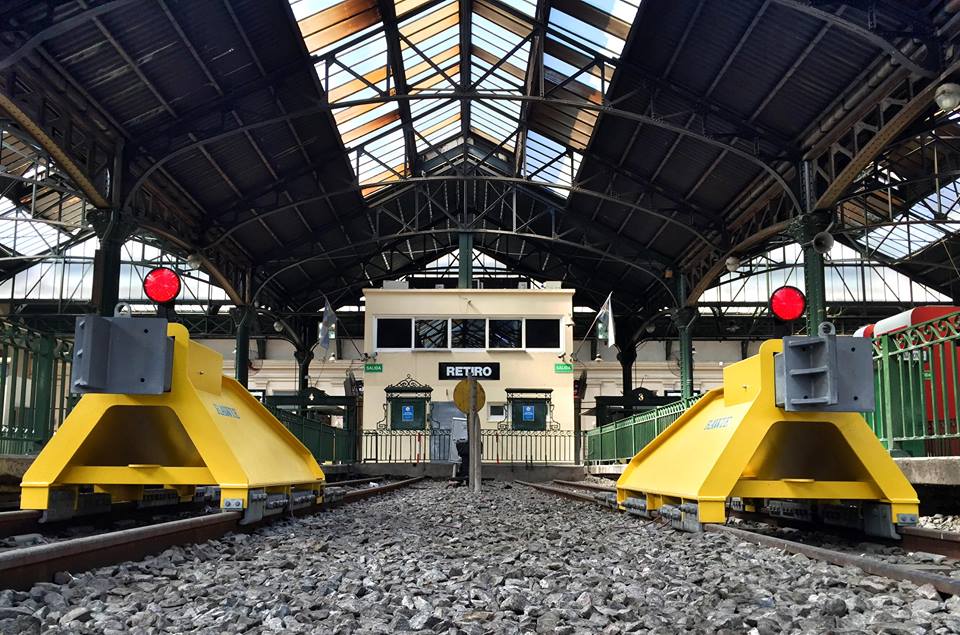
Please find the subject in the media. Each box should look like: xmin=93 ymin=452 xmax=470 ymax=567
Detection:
xmin=525 ymin=318 xmax=561 ymax=349
xmin=489 ymin=404 xmax=506 ymax=420
xmin=376 ymin=318 xmax=412 ymax=348
xmin=489 ymin=319 xmax=522 ymax=349
xmin=415 ymin=319 xmax=448 ymax=349
xmin=451 ymin=319 xmax=486 ymax=348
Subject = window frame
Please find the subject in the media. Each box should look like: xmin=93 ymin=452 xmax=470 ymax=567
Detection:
xmin=450 ymin=317 xmax=488 ymax=350
xmin=413 ymin=317 xmax=451 ymax=350
xmin=374 ymin=317 xmax=414 ymax=351
xmin=523 ymin=317 xmax=564 ymax=352
xmin=487 ymin=317 xmax=524 ymax=350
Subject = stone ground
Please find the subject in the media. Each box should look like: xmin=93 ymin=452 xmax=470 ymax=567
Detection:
xmin=3 ymin=480 xmax=960 ymax=634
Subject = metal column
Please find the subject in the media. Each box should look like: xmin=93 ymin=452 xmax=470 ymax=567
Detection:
xmin=803 ymin=244 xmax=827 ymax=334
xmin=31 ymin=335 xmax=56 ymax=442
xmin=458 ymin=232 xmax=473 ymax=289
xmin=90 ymin=214 xmax=125 ymax=317
xmin=235 ymin=307 xmax=252 ymax=388
xmin=675 ymin=275 xmax=695 ymax=400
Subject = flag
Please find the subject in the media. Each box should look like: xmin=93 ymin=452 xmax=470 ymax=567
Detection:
xmin=595 ymin=292 xmax=615 ymax=348
xmin=319 ymin=299 xmax=337 ymax=353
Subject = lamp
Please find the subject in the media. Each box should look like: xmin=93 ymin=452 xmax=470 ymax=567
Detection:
xmin=936 ymin=83 xmax=960 ymax=111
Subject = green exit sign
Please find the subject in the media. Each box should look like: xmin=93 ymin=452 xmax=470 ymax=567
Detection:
xmin=364 ymin=363 xmax=383 ymax=373
xmin=554 ymin=363 xmax=573 ymax=373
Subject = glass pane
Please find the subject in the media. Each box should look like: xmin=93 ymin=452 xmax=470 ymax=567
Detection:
xmin=376 ymin=318 xmax=412 ymax=348
xmin=451 ymin=319 xmax=485 ymax=348
xmin=526 ymin=319 xmax=560 ymax=348
xmin=415 ymin=319 xmax=448 ymax=348
xmin=489 ymin=319 xmax=521 ymax=349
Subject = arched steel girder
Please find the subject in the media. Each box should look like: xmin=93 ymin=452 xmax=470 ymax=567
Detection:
xmin=137 ymin=222 xmax=243 ymax=305
xmin=0 ymin=0 xmax=140 ymax=72
xmin=247 ymin=178 xmax=690 ymax=267
xmin=815 ymin=57 xmax=960 ymax=209
xmin=204 ymin=175 xmax=721 ymax=256
xmin=291 ymin=243 xmax=620 ymax=314
xmin=253 ymin=228 xmax=679 ymax=306
xmin=769 ymin=0 xmax=936 ymax=78
xmin=123 ymin=93 xmax=802 ymax=216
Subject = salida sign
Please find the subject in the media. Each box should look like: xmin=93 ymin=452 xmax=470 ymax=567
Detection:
xmin=438 ymin=362 xmax=500 ymax=380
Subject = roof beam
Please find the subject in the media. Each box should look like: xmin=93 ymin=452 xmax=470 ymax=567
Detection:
xmin=378 ymin=0 xmax=419 ymax=176
xmin=459 ymin=0 xmax=473 ymax=144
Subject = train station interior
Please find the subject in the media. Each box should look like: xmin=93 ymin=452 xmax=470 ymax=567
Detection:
xmin=4 ymin=0 xmax=960 ymax=632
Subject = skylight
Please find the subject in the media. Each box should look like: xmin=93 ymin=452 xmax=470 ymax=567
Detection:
xmin=855 ymin=180 xmax=960 ymax=261
xmin=700 ymin=243 xmax=950 ymax=314
xmin=288 ymin=0 xmax=642 ymax=198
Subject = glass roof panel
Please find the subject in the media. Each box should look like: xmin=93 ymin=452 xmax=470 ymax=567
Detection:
xmin=854 ymin=180 xmax=960 ymax=261
xmin=700 ymin=243 xmax=950 ymax=314
xmin=290 ymin=0 xmax=642 ymax=197
xmin=0 ymin=198 xmax=78 ymax=257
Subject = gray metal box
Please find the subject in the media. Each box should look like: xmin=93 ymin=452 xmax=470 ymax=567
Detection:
xmin=71 ymin=315 xmax=173 ymax=395
xmin=775 ymin=325 xmax=874 ymax=412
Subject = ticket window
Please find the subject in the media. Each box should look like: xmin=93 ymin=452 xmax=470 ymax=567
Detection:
xmin=389 ymin=397 xmax=428 ymax=430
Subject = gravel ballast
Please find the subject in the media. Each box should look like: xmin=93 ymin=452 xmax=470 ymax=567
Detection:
xmin=4 ymin=480 xmax=960 ymax=633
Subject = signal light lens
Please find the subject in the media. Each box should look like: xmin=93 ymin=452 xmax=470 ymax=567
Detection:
xmin=143 ymin=267 xmax=181 ymax=304
xmin=769 ymin=285 xmax=806 ymax=321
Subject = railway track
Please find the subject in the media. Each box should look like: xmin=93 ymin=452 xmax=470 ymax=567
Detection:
xmin=0 ymin=477 xmax=425 ymax=590
xmin=522 ymin=479 xmax=960 ymax=597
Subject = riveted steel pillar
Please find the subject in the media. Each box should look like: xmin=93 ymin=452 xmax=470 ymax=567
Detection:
xmin=803 ymin=244 xmax=827 ymax=334
xmin=788 ymin=209 xmax=831 ymax=334
xmin=458 ymin=232 xmax=473 ymax=289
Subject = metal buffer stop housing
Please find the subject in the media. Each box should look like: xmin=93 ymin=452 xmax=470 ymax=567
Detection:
xmin=20 ymin=314 xmax=326 ymax=523
xmin=615 ymin=324 xmax=919 ymax=538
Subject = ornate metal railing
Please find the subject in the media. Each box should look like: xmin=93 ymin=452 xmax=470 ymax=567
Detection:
xmin=585 ymin=397 xmax=698 ymax=464
xmin=866 ymin=310 xmax=960 ymax=457
xmin=0 ymin=322 xmax=73 ymax=455
xmin=361 ymin=429 xmax=452 ymax=463
xmin=479 ymin=429 xmax=580 ymax=465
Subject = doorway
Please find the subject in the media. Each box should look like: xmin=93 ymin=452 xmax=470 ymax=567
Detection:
xmin=431 ymin=401 xmax=466 ymax=462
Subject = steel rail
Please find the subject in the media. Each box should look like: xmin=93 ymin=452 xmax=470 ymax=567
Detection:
xmin=517 ymin=480 xmax=599 ymax=504
xmin=706 ymin=524 xmax=960 ymax=597
xmin=0 ymin=477 xmax=426 ymax=590
xmin=900 ymin=526 xmax=960 ymax=560
xmin=522 ymin=480 xmax=960 ymax=596
xmin=0 ymin=510 xmax=42 ymax=537
xmin=552 ymin=480 xmax=615 ymax=493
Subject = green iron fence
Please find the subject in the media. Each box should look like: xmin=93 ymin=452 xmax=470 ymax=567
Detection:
xmin=0 ymin=322 xmax=73 ymax=455
xmin=585 ymin=398 xmax=697 ymax=464
xmin=266 ymin=406 xmax=354 ymax=464
xmin=865 ymin=310 xmax=960 ymax=457
xmin=586 ymin=310 xmax=960 ymax=463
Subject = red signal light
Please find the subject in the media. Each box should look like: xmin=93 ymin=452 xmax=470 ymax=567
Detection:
xmin=143 ymin=267 xmax=181 ymax=304
xmin=769 ymin=285 xmax=806 ymax=321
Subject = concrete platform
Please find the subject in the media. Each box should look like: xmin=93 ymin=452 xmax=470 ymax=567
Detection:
xmin=893 ymin=458 xmax=960 ymax=487
xmin=0 ymin=454 xmax=33 ymax=490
